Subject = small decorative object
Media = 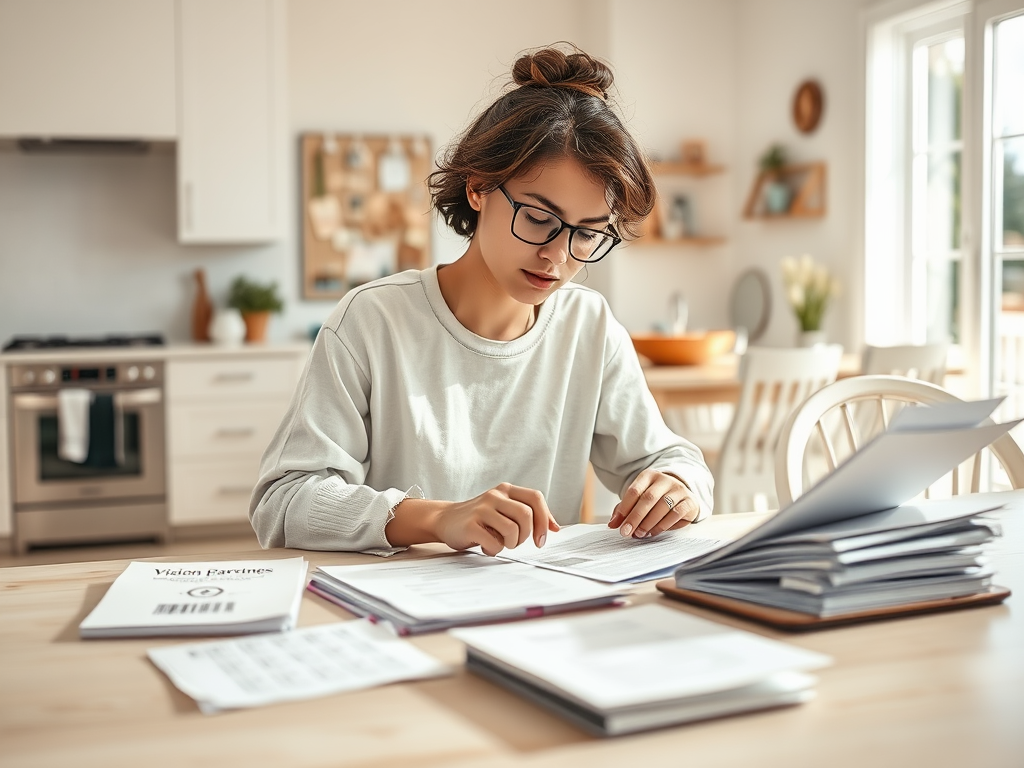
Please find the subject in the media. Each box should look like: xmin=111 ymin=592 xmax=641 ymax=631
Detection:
xmin=228 ymin=276 xmax=284 ymax=343
xmin=759 ymin=144 xmax=792 ymax=214
xmin=190 ymin=268 xmax=213 ymax=342
xmin=680 ymin=139 xmax=706 ymax=167
xmin=208 ymin=308 xmax=247 ymax=346
xmin=793 ymin=79 xmax=824 ymax=134
xmin=780 ymin=254 xmax=840 ymax=345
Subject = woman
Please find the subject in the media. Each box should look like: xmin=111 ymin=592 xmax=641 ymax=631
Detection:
xmin=250 ymin=44 xmax=713 ymax=556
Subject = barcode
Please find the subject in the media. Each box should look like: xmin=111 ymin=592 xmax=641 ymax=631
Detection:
xmin=153 ymin=602 xmax=235 ymax=615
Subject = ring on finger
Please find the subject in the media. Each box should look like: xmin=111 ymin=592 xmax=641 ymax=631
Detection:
xmin=662 ymin=494 xmax=676 ymax=511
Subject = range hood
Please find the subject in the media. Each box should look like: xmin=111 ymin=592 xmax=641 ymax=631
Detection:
xmin=16 ymin=138 xmax=151 ymax=154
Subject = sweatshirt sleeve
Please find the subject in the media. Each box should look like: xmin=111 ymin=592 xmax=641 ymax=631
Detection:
xmin=589 ymin=321 xmax=715 ymax=521
xmin=248 ymin=327 xmax=420 ymax=553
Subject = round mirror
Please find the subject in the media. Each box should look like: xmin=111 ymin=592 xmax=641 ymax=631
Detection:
xmin=729 ymin=268 xmax=771 ymax=343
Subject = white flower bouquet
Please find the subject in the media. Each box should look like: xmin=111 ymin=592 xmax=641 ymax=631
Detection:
xmin=781 ymin=255 xmax=840 ymax=332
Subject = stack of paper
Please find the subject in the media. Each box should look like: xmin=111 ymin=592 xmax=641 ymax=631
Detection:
xmin=307 ymin=553 xmax=627 ymax=634
xmin=452 ymin=604 xmax=831 ymax=736
xmin=79 ymin=558 xmax=308 ymax=638
xmin=671 ymin=399 xmax=1018 ymax=618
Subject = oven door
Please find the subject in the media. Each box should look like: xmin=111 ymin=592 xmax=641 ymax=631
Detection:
xmin=11 ymin=388 xmax=166 ymax=506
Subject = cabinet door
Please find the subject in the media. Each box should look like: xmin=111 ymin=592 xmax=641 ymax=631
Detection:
xmin=0 ymin=0 xmax=176 ymax=138
xmin=176 ymin=0 xmax=285 ymax=243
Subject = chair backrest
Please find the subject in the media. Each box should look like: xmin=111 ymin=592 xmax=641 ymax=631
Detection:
xmin=775 ymin=374 xmax=1024 ymax=506
xmin=714 ymin=344 xmax=843 ymax=514
xmin=861 ymin=343 xmax=948 ymax=384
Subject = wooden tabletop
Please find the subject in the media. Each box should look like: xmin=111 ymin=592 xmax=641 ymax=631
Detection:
xmin=2 ymin=499 xmax=1022 ymax=768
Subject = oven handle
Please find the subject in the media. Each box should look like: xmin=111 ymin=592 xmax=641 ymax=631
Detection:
xmin=12 ymin=388 xmax=163 ymax=412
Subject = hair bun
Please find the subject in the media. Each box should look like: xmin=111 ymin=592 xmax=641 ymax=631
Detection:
xmin=511 ymin=45 xmax=613 ymax=101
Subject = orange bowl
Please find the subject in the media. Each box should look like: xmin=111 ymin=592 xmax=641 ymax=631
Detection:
xmin=630 ymin=330 xmax=737 ymax=366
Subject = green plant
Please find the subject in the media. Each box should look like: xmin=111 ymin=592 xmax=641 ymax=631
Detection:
xmin=759 ymin=144 xmax=788 ymax=174
xmin=781 ymin=254 xmax=840 ymax=331
xmin=228 ymin=276 xmax=284 ymax=313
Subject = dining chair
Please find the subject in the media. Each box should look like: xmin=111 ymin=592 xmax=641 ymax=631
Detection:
xmin=861 ymin=343 xmax=948 ymax=384
xmin=713 ymin=344 xmax=843 ymax=515
xmin=774 ymin=374 xmax=1024 ymax=506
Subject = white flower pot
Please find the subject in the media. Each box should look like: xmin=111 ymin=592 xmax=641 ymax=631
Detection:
xmin=797 ymin=330 xmax=827 ymax=347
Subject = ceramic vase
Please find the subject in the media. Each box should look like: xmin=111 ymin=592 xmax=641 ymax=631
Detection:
xmin=208 ymin=309 xmax=246 ymax=346
xmin=191 ymin=268 xmax=212 ymax=342
xmin=797 ymin=329 xmax=828 ymax=347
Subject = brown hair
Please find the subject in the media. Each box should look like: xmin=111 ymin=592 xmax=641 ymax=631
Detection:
xmin=428 ymin=44 xmax=656 ymax=241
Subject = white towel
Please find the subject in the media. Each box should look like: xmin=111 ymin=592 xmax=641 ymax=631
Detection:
xmin=58 ymin=389 xmax=93 ymax=463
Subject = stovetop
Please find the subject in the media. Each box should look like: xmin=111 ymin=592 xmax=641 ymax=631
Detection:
xmin=2 ymin=334 xmax=166 ymax=352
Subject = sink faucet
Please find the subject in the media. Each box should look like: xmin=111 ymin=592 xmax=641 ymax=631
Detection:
xmin=670 ymin=292 xmax=688 ymax=335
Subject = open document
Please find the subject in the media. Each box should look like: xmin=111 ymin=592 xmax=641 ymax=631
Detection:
xmin=79 ymin=558 xmax=308 ymax=638
xmin=308 ymin=554 xmax=627 ymax=634
xmin=452 ymin=604 xmax=831 ymax=736
xmin=148 ymin=620 xmax=451 ymax=713
xmin=494 ymin=514 xmax=765 ymax=583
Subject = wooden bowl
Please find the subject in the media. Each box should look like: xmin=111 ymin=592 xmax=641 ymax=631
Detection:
xmin=630 ymin=330 xmax=737 ymax=366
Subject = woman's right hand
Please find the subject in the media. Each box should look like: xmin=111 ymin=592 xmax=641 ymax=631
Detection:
xmin=387 ymin=484 xmax=560 ymax=556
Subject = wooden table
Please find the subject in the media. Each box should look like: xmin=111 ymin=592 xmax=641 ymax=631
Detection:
xmin=2 ymin=498 xmax=1022 ymax=768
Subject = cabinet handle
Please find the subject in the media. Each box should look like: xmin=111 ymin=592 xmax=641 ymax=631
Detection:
xmin=213 ymin=372 xmax=255 ymax=383
xmin=215 ymin=427 xmax=255 ymax=438
xmin=183 ymin=181 xmax=193 ymax=232
xmin=217 ymin=486 xmax=253 ymax=496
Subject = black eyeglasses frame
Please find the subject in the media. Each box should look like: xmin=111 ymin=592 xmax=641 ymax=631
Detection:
xmin=496 ymin=185 xmax=621 ymax=264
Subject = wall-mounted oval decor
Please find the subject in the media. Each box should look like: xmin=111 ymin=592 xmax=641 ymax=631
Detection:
xmin=793 ymin=79 xmax=824 ymax=134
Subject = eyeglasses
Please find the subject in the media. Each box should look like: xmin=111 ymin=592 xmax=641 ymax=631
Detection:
xmin=497 ymin=186 xmax=620 ymax=263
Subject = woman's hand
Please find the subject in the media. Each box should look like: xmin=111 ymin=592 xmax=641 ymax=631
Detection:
xmin=387 ymin=484 xmax=560 ymax=556
xmin=607 ymin=470 xmax=699 ymax=539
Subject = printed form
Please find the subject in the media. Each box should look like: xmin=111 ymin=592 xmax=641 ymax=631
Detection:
xmin=147 ymin=620 xmax=450 ymax=713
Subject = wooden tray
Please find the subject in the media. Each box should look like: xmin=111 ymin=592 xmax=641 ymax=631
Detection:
xmin=655 ymin=580 xmax=1011 ymax=631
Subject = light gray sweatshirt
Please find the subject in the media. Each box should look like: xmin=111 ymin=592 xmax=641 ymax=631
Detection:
xmin=249 ymin=266 xmax=713 ymax=553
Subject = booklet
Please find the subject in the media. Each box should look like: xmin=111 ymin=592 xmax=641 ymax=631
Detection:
xmin=79 ymin=558 xmax=308 ymax=638
xmin=451 ymin=604 xmax=831 ymax=736
xmin=308 ymin=553 xmax=627 ymax=634
xmin=148 ymin=619 xmax=451 ymax=713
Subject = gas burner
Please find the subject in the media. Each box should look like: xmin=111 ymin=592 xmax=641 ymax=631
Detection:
xmin=2 ymin=334 xmax=166 ymax=351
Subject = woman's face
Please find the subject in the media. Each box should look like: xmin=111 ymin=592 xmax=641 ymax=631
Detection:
xmin=468 ymin=156 xmax=612 ymax=306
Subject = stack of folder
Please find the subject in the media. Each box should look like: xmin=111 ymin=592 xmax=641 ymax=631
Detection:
xmin=661 ymin=398 xmax=1019 ymax=626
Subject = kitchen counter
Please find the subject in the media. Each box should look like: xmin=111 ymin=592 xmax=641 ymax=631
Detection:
xmin=0 ymin=340 xmax=312 ymax=366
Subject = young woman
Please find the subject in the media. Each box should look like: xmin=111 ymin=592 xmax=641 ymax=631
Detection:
xmin=250 ymin=44 xmax=713 ymax=556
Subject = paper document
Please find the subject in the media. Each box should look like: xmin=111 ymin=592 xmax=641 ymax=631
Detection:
xmin=494 ymin=517 xmax=762 ymax=583
xmin=148 ymin=619 xmax=451 ymax=713
xmin=79 ymin=558 xmax=308 ymax=638
xmin=309 ymin=554 xmax=626 ymax=633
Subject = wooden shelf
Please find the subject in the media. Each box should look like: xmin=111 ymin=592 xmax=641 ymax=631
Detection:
xmin=651 ymin=161 xmax=725 ymax=177
xmin=742 ymin=161 xmax=827 ymax=219
xmin=635 ymin=235 xmax=726 ymax=247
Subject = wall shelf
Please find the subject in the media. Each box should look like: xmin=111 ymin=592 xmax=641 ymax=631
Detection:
xmin=640 ymin=153 xmax=727 ymax=245
xmin=742 ymin=161 xmax=827 ymax=219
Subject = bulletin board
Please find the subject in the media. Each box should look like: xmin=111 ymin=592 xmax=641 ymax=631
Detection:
xmin=301 ymin=132 xmax=433 ymax=300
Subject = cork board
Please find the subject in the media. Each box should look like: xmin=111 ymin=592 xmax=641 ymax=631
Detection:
xmin=301 ymin=133 xmax=433 ymax=300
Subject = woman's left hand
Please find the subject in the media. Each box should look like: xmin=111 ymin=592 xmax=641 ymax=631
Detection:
xmin=607 ymin=470 xmax=700 ymax=539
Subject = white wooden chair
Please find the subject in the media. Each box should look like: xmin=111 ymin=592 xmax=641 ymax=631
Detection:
xmin=861 ymin=343 xmax=948 ymax=384
xmin=775 ymin=374 xmax=1024 ymax=507
xmin=713 ymin=345 xmax=843 ymax=514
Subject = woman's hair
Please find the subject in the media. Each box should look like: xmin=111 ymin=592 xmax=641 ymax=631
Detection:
xmin=428 ymin=43 xmax=656 ymax=241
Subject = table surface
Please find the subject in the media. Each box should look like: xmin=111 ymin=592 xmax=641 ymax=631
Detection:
xmin=2 ymin=500 xmax=1022 ymax=768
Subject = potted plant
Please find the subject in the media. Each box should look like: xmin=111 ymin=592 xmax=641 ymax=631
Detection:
xmin=228 ymin=276 xmax=284 ymax=342
xmin=780 ymin=254 xmax=840 ymax=346
xmin=759 ymin=144 xmax=792 ymax=214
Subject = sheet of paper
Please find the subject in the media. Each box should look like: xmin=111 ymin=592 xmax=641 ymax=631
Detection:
xmin=315 ymin=554 xmax=624 ymax=620
xmin=494 ymin=523 xmax=727 ymax=583
xmin=147 ymin=619 xmax=450 ymax=713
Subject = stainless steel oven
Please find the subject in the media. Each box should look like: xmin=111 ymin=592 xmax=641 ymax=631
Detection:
xmin=8 ymin=359 xmax=168 ymax=552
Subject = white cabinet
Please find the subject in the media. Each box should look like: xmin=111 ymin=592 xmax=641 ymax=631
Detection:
xmin=167 ymin=348 xmax=303 ymax=527
xmin=0 ymin=0 xmax=177 ymax=138
xmin=176 ymin=0 xmax=286 ymax=243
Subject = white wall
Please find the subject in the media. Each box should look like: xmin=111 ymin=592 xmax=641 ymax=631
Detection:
xmin=0 ymin=0 xmax=866 ymax=349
